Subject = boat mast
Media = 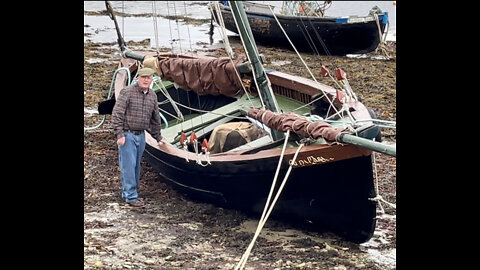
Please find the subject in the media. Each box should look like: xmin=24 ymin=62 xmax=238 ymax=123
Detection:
xmin=229 ymin=1 xmax=284 ymax=140
xmin=105 ymin=1 xmax=126 ymax=51
xmin=105 ymin=1 xmax=145 ymax=62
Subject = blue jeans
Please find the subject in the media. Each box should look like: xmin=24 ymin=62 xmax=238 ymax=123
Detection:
xmin=118 ymin=131 xmax=146 ymax=202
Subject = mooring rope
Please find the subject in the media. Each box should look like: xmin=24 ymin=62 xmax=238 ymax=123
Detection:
xmin=373 ymin=13 xmax=390 ymax=58
xmin=235 ymin=130 xmax=305 ymax=270
xmin=370 ymin=147 xmax=396 ymax=212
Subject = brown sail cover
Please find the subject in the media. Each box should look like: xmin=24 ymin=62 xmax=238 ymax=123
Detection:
xmin=247 ymin=108 xmax=345 ymax=143
xmin=144 ymin=55 xmax=247 ymax=98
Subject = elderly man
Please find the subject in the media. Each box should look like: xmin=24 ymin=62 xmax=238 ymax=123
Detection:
xmin=112 ymin=67 xmax=165 ymax=207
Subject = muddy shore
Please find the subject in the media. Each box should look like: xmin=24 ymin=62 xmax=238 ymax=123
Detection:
xmin=84 ymin=39 xmax=396 ymax=269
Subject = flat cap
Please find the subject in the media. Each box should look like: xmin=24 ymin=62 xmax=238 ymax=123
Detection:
xmin=137 ymin=67 xmax=155 ymax=77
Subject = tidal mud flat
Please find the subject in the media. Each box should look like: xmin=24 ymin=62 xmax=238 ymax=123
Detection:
xmin=84 ymin=39 xmax=396 ymax=269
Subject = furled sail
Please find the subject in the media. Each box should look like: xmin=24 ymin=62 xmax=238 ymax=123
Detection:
xmin=143 ymin=55 xmax=249 ymax=98
xmin=247 ymin=108 xmax=346 ymax=143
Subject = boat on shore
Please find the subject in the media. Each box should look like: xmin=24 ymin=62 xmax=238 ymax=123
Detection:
xmin=210 ymin=1 xmax=389 ymax=55
xmin=100 ymin=1 xmax=396 ymax=244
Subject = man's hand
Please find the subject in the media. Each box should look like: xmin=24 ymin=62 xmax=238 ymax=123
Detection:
xmin=117 ymin=137 xmax=125 ymax=146
xmin=158 ymin=137 xmax=166 ymax=146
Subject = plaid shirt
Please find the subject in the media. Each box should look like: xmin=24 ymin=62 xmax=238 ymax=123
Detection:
xmin=112 ymin=83 xmax=162 ymax=141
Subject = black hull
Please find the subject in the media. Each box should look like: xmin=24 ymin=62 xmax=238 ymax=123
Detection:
xmin=215 ymin=6 xmax=387 ymax=55
xmin=144 ymin=144 xmax=377 ymax=243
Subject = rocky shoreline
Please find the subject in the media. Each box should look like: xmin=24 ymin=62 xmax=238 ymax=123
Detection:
xmin=84 ymin=39 xmax=396 ymax=269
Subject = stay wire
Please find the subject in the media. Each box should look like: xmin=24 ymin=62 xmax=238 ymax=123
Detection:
xmin=183 ymin=1 xmax=194 ymax=55
xmin=295 ymin=16 xmax=320 ymax=56
xmin=306 ymin=15 xmax=331 ymax=56
xmin=210 ymin=2 xmax=255 ymax=108
xmin=172 ymin=2 xmax=183 ymax=54
xmin=182 ymin=1 xmax=206 ymax=134
xmin=166 ymin=1 xmax=175 ymax=52
xmin=267 ymin=5 xmax=341 ymax=117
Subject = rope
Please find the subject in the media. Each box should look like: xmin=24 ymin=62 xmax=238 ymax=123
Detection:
xmin=158 ymin=106 xmax=182 ymax=121
xmin=235 ymin=131 xmax=305 ymax=270
xmin=295 ymin=16 xmax=320 ymax=55
xmin=267 ymin=5 xmax=367 ymax=124
xmin=192 ymin=138 xmax=209 ymax=166
xmin=153 ymin=76 xmax=184 ymax=122
xmin=173 ymin=101 xmax=248 ymax=120
xmin=84 ymin=114 xmax=107 ymax=131
xmin=212 ymin=2 xmax=235 ymax=58
xmin=370 ymin=147 xmax=396 ymax=213
xmin=166 ymin=1 xmax=175 ymax=52
xmin=267 ymin=5 xmax=342 ymax=117
xmin=373 ymin=13 xmax=390 ymax=58
xmin=172 ymin=2 xmax=183 ymax=54
xmin=228 ymin=1 xmax=267 ymax=109
xmin=183 ymin=1 xmax=194 ymax=55
xmin=305 ymin=15 xmax=331 ymax=56
xmin=210 ymin=2 xmax=255 ymax=108
xmin=159 ymin=111 xmax=168 ymax=129
xmin=84 ymin=67 xmax=132 ymax=131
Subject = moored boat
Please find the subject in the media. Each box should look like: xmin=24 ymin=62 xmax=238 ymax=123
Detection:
xmin=100 ymin=0 xmax=396 ymax=245
xmin=210 ymin=1 xmax=389 ymax=55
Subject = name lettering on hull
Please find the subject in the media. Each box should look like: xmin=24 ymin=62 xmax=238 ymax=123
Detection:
xmin=288 ymin=155 xmax=334 ymax=167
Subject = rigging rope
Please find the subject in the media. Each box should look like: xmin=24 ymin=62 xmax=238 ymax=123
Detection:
xmin=228 ymin=1 xmax=267 ymax=109
xmin=180 ymin=1 xmax=206 ymax=135
xmin=267 ymin=5 xmax=343 ymax=118
xmin=210 ymin=2 xmax=255 ymax=108
xmin=267 ymin=4 xmax=371 ymax=124
xmin=304 ymin=15 xmax=331 ymax=56
xmin=172 ymin=1 xmax=183 ymax=54
xmin=295 ymin=16 xmax=321 ymax=55
xmin=173 ymin=101 xmax=248 ymax=120
xmin=182 ymin=1 xmax=194 ymax=55
xmin=152 ymin=76 xmax=185 ymax=122
xmin=166 ymin=1 xmax=175 ymax=52
xmin=212 ymin=1 xmax=235 ymax=58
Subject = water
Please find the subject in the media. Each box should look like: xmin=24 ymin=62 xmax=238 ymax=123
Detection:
xmin=84 ymin=1 xmax=224 ymax=51
xmin=84 ymin=1 xmax=396 ymax=51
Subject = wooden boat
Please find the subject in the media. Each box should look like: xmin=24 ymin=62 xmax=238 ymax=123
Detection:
xmin=210 ymin=1 xmax=389 ymax=55
xmin=102 ymin=1 xmax=395 ymax=244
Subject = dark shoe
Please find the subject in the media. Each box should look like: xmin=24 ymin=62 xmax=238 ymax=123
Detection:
xmin=126 ymin=199 xmax=144 ymax=207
